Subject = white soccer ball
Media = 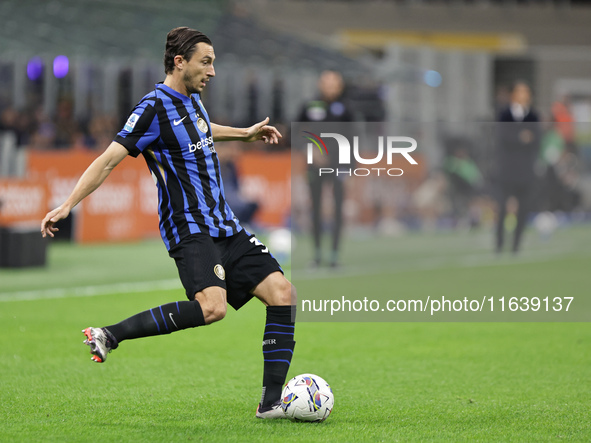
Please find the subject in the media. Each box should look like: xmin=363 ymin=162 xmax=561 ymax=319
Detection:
xmin=281 ymin=373 xmax=334 ymax=422
xmin=268 ymin=228 xmax=291 ymax=254
xmin=267 ymin=228 xmax=292 ymax=265
xmin=533 ymin=211 xmax=558 ymax=238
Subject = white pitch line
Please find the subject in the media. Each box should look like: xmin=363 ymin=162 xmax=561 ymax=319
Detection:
xmin=0 ymin=279 xmax=182 ymax=302
xmin=0 ymin=246 xmax=584 ymax=302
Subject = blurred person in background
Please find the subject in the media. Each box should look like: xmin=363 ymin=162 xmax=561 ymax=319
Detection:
xmin=539 ymin=113 xmax=581 ymax=213
xmin=28 ymin=107 xmax=56 ymax=151
xmin=495 ymin=81 xmax=541 ymax=254
xmin=0 ymin=107 xmax=21 ymax=142
xmin=443 ymin=137 xmax=484 ymax=229
xmin=54 ymin=100 xmax=79 ymax=149
xmin=552 ymin=97 xmax=576 ymax=154
xmin=0 ymin=106 xmax=33 ymax=147
xmin=217 ymin=140 xmax=260 ymax=227
xmin=88 ymin=114 xmax=119 ymax=150
xmin=298 ymin=70 xmax=354 ymax=268
xmin=411 ymin=170 xmax=449 ymax=231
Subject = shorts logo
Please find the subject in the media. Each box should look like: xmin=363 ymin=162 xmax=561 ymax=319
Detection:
xmin=197 ymin=118 xmax=208 ymax=133
xmin=214 ymin=264 xmax=225 ymax=280
xmin=124 ymin=113 xmax=140 ymax=132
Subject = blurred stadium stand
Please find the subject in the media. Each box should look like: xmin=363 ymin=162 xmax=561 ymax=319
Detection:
xmin=0 ymin=0 xmax=363 ymax=127
xmin=1 ymin=0 xmax=589 ymax=127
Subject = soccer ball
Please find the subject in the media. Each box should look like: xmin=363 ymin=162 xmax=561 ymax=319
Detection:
xmin=281 ymin=373 xmax=334 ymax=422
xmin=267 ymin=228 xmax=292 ymax=265
xmin=268 ymin=228 xmax=291 ymax=254
xmin=533 ymin=211 xmax=558 ymax=239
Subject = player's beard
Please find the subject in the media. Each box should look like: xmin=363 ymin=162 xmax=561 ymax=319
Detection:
xmin=183 ymin=72 xmax=202 ymax=95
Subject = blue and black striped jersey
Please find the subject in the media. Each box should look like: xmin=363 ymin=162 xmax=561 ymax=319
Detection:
xmin=115 ymin=83 xmax=242 ymax=250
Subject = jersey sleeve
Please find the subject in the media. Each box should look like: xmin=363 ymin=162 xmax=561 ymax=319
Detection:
xmin=114 ymin=100 xmax=159 ymax=157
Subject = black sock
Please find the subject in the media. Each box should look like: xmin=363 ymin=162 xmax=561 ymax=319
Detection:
xmin=105 ymin=300 xmax=205 ymax=344
xmin=261 ymin=305 xmax=296 ymax=407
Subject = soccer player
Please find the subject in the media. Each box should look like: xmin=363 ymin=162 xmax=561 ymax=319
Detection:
xmin=40 ymin=27 xmax=295 ymax=419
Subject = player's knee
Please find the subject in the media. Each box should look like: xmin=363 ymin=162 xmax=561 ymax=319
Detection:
xmin=272 ymin=278 xmax=295 ymax=306
xmin=209 ymin=303 xmax=227 ymax=323
xmin=195 ymin=287 xmax=227 ymax=324
xmin=200 ymin=298 xmax=226 ymax=324
xmin=289 ymin=282 xmax=297 ymax=305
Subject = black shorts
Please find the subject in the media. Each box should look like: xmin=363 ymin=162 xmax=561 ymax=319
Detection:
xmin=168 ymin=229 xmax=283 ymax=310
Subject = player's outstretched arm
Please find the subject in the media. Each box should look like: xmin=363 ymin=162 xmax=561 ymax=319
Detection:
xmin=41 ymin=142 xmax=129 ymax=238
xmin=211 ymin=117 xmax=282 ymax=144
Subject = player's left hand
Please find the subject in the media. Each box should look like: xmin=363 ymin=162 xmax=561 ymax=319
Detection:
xmin=245 ymin=117 xmax=282 ymax=145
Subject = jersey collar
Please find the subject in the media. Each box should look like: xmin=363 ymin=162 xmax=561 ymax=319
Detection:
xmin=156 ymin=83 xmax=200 ymax=104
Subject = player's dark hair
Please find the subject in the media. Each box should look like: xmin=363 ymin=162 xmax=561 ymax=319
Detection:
xmin=164 ymin=27 xmax=212 ymax=74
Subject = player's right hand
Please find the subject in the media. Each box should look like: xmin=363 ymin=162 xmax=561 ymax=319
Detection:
xmin=41 ymin=206 xmax=70 ymax=238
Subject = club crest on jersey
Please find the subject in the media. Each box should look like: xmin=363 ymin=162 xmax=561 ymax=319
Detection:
xmin=124 ymin=113 xmax=140 ymax=132
xmin=214 ymin=264 xmax=225 ymax=280
xmin=197 ymin=118 xmax=208 ymax=133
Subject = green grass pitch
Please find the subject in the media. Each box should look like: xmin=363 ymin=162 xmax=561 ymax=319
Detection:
xmin=1 ymin=226 xmax=590 ymax=441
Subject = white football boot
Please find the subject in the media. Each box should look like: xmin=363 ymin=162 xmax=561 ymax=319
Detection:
xmin=82 ymin=327 xmax=113 ymax=363
xmin=256 ymin=400 xmax=287 ymax=419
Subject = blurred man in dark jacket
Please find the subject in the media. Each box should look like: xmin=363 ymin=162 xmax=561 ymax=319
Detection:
xmin=298 ymin=70 xmax=354 ymax=267
xmin=495 ymin=81 xmax=540 ymax=254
